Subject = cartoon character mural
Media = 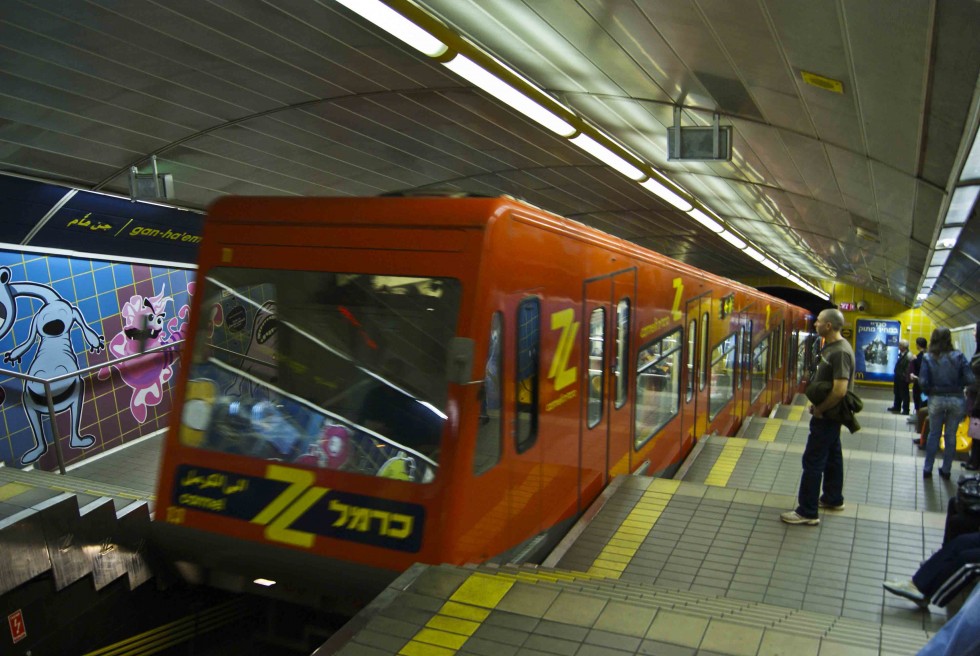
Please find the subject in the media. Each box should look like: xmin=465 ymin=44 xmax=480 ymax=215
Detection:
xmin=99 ymin=283 xmax=194 ymax=422
xmin=0 ymin=267 xmax=105 ymax=466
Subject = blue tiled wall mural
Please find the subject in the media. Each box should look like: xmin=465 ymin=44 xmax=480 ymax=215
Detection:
xmin=0 ymin=253 xmax=195 ymax=469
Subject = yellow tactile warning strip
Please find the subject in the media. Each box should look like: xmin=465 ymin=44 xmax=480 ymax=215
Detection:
xmin=0 ymin=482 xmax=34 ymax=502
xmin=703 ymin=437 xmax=748 ymax=486
xmin=757 ymin=419 xmax=782 ymax=442
xmin=398 ymin=573 xmax=514 ymax=655
xmin=586 ymin=478 xmax=680 ymax=579
xmin=787 ymin=405 xmax=806 ymax=422
xmin=82 ymin=598 xmax=247 ymax=655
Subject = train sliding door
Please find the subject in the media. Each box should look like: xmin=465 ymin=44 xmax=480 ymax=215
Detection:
xmin=683 ymin=293 xmax=711 ymax=448
xmin=581 ymin=269 xmax=636 ymax=499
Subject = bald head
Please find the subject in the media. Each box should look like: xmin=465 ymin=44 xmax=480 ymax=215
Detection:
xmin=818 ymin=308 xmax=845 ymax=331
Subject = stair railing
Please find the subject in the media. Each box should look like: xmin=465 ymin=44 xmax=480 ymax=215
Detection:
xmin=1 ymin=340 xmax=185 ymax=474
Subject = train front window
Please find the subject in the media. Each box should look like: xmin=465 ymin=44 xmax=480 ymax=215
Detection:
xmin=179 ymin=269 xmax=461 ymax=484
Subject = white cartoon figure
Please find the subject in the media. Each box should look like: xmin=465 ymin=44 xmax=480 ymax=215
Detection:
xmin=0 ymin=266 xmax=106 ymax=466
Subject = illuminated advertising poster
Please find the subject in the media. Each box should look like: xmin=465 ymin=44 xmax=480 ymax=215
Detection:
xmin=854 ymin=319 xmax=901 ymax=382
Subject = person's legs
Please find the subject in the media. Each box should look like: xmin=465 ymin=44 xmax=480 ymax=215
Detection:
xmin=820 ymin=429 xmax=844 ymax=506
xmin=913 ymin=382 xmax=923 ymax=411
xmin=796 ymin=417 xmax=837 ymax=518
xmin=940 ymin=398 xmax=963 ymax=476
xmin=889 ymin=381 xmax=901 ymax=411
xmin=924 ymin=402 xmax=948 ymax=474
xmin=912 ymin=532 xmax=980 ymax=598
xmin=899 ymin=383 xmax=910 ymax=414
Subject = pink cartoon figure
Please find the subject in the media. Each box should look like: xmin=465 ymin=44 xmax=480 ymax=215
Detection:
xmin=294 ymin=423 xmax=351 ymax=469
xmin=99 ymin=283 xmax=193 ymax=423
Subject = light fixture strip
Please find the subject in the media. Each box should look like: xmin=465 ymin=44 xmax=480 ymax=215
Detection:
xmin=687 ymin=208 xmax=723 ymax=232
xmin=641 ymin=179 xmax=693 ymax=211
xmin=334 ymin=0 xmax=448 ymax=57
xmin=719 ymin=230 xmax=746 ymax=249
xmin=442 ymin=55 xmax=575 ymax=137
xmin=944 ymin=185 xmax=979 ymax=226
xmin=569 ymin=134 xmax=646 ymax=180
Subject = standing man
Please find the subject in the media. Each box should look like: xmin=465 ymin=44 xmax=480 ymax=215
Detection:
xmin=908 ymin=337 xmax=928 ymax=423
xmin=782 ymin=308 xmax=855 ymax=526
xmin=887 ymin=339 xmax=911 ymax=415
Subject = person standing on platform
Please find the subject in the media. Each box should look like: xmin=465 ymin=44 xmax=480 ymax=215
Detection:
xmin=920 ymin=327 xmax=975 ymax=479
xmin=888 ymin=339 xmax=911 ymax=415
xmin=908 ymin=337 xmax=928 ymax=424
xmin=781 ymin=308 xmax=854 ymax=526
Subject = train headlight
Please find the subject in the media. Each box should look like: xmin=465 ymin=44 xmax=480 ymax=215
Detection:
xmin=180 ymin=379 xmax=216 ymax=447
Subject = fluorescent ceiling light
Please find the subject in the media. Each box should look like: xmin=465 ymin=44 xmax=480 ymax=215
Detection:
xmin=743 ymin=246 xmax=765 ymax=261
xmin=962 ymin=131 xmax=980 ymax=181
xmin=923 ymin=276 xmax=937 ymax=286
xmin=930 ymin=250 xmax=950 ymax=267
xmin=687 ymin=208 xmax=723 ymax=232
xmin=570 ymin=133 xmax=645 ymax=180
xmin=443 ymin=55 xmax=575 ymax=136
xmin=719 ymin=230 xmax=746 ymax=249
xmin=936 ymin=226 xmax=963 ymax=249
xmin=334 ymin=0 xmax=448 ymax=57
xmin=642 ymin=179 xmax=693 ymax=211
xmin=917 ymin=292 xmax=929 ymax=300
xmin=253 ymin=578 xmax=276 ymax=587
xmin=944 ymin=186 xmax=979 ymax=226
xmin=927 ymin=265 xmax=943 ymax=277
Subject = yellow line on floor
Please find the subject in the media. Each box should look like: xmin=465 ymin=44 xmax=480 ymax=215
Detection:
xmin=586 ymin=478 xmax=680 ymax=579
xmin=787 ymin=405 xmax=805 ymax=422
xmin=758 ymin=419 xmax=782 ymax=442
xmin=0 ymin=482 xmax=33 ymax=502
xmin=398 ymin=573 xmax=514 ymax=655
xmin=703 ymin=437 xmax=748 ymax=486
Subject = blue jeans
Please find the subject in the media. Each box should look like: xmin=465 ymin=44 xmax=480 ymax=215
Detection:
xmin=796 ymin=416 xmax=844 ymax=518
xmin=916 ymin=573 xmax=980 ymax=655
xmin=924 ymin=395 xmax=965 ymax=474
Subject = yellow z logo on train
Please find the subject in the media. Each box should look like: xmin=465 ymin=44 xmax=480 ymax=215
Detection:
xmin=171 ymin=464 xmax=425 ymax=552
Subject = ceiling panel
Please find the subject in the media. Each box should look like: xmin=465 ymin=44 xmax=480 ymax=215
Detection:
xmin=0 ymin=0 xmax=977 ymax=323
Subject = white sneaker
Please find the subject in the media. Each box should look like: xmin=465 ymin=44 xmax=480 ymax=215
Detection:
xmin=780 ymin=510 xmax=819 ymax=525
xmin=883 ymin=579 xmax=929 ymax=607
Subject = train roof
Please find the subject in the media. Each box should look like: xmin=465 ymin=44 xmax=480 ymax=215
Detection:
xmin=206 ymin=195 xmax=809 ymax=314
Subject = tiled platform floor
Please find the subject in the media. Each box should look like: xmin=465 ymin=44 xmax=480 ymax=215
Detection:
xmin=325 ymin=384 xmax=966 ymax=655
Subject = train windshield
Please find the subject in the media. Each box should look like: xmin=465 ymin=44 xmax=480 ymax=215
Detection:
xmin=179 ymin=268 xmax=461 ymax=484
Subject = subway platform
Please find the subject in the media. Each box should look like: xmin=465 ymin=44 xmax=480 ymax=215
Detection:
xmin=318 ymin=386 xmax=965 ymax=656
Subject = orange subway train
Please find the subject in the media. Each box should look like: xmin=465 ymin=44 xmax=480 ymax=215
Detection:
xmin=153 ymin=196 xmax=814 ymax=604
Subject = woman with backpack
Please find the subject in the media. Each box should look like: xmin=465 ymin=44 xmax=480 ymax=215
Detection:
xmin=920 ymin=327 xmax=976 ymax=479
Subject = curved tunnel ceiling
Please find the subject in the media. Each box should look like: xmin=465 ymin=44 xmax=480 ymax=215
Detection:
xmin=1 ymin=0 xmax=979 ymax=324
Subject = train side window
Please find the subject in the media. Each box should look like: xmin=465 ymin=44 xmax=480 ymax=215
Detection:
xmin=751 ymin=334 xmax=770 ymax=402
xmin=635 ymin=328 xmax=682 ymax=448
xmin=614 ymin=299 xmax=630 ymax=409
xmin=708 ymin=333 xmax=737 ymax=419
xmin=474 ymin=312 xmax=503 ymax=475
xmin=515 ymin=298 xmax=540 ymax=453
xmin=686 ymin=319 xmax=696 ymax=402
xmin=587 ymin=307 xmax=605 ymax=428
xmin=699 ymin=312 xmax=709 ymax=391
